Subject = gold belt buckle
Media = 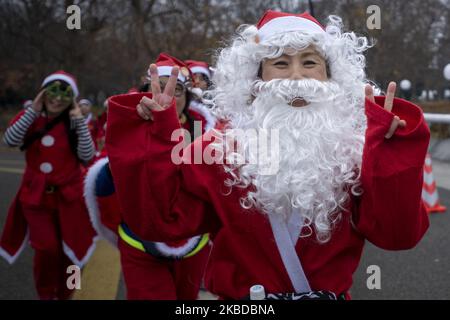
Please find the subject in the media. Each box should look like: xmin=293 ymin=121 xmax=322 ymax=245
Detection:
xmin=45 ymin=185 xmax=56 ymax=194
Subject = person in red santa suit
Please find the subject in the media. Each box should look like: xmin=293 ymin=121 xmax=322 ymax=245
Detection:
xmin=0 ymin=71 xmax=98 ymax=300
xmin=78 ymin=98 xmax=98 ymax=149
xmin=186 ymin=60 xmax=213 ymax=93
xmin=94 ymin=99 xmax=109 ymax=154
xmin=106 ymin=11 xmax=430 ymax=300
xmin=84 ymin=53 xmax=215 ymax=300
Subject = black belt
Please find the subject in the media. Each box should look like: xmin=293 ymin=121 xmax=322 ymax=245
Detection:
xmin=118 ymin=223 xmax=209 ymax=260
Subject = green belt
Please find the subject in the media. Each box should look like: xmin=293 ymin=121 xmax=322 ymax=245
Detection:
xmin=118 ymin=223 xmax=209 ymax=260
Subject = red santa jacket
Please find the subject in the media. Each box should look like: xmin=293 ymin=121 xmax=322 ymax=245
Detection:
xmin=84 ymin=102 xmax=216 ymax=257
xmin=106 ymin=93 xmax=430 ymax=299
xmin=0 ymin=110 xmax=97 ymax=267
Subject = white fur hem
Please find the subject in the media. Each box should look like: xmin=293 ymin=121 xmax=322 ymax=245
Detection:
xmin=83 ymin=157 xmax=119 ymax=247
xmin=0 ymin=229 xmax=29 ymax=265
xmin=63 ymin=237 xmax=99 ymax=268
xmin=189 ymin=101 xmax=216 ymax=132
xmin=154 ymin=235 xmax=201 ymax=258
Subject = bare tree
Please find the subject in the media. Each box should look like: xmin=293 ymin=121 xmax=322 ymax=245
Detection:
xmin=0 ymin=0 xmax=448 ymax=107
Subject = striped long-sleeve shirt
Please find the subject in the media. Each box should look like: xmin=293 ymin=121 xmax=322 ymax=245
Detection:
xmin=3 ymin=107 xmax=39 ymax=147
xmin=3 ymin=108 xmax=96 ymax=163
xmin=72 ymin=117 xmax=96 ymax=163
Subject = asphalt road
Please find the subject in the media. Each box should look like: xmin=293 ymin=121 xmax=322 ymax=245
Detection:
xmin=0 ymin=149 xmax=449 ymax=300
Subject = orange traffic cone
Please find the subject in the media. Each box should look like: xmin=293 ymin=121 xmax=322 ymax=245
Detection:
xmin=422 ymin=153 xmax=446 ymax=213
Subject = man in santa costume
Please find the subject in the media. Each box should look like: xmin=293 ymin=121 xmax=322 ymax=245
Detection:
xmin=106 ymin=11 xmax=430 ymax=299
xmin=1 ymin=71 xmax=98 ymax=300
xmin=84 ymin=53 xmax=215 ymax=300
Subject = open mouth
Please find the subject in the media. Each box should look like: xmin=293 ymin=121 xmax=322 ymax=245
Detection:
xmin=289 ymin=97 xmax=309 ymax=108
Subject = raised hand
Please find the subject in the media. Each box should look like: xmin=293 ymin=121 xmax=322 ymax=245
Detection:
xmin=137 ymin=64 xmax=179 ymax=121
xmin=69 ymin=99 xmax=83 ymax=119
xmin=365 ymin=82 xmax=407 ymax=139
xmin=32 ymin=90 xmax=46 ymax=113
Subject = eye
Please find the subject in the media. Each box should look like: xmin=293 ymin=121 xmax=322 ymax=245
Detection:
xmin=273 ymin=60 xmax=288 ymax=66
xmin=304 ymin=60 xmax=317 ymax=66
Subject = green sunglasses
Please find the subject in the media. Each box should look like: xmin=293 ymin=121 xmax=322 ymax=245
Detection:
xmin=45 ymin=81 xmax=74 ymax=103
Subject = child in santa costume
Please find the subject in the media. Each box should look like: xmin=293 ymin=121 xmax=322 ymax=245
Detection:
xmin=0 ymin=71 xmax=98 ymax=300
xmin=84 ymin=53 xmax=215 ymax=300
xmin=106 ymin=11 xmax=430 ymax=300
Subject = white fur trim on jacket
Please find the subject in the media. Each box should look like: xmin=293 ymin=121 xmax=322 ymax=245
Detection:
xmin=63 ymin=238 xmax=98 ymax=268
xmin=154 ymin=235 xmax=202 ymax=259
xmin=84 ymin=157 xmax=119 ymax=247
xmin=0 ymin=230 xmax=29 ymax=265
xmin=189 ymin=101 xmax=216 ymax=132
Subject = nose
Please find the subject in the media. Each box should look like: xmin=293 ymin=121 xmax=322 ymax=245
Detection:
xmin=289 ymin=63 xmax=305 ymax=80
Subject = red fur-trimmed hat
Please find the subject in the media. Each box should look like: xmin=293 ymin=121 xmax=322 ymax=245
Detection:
xmin=186 ymin=60 xmax=211 ymax=79
xmin=41 ymin=70 xmax=79 ymax=97
xmin=147 ymin=53 xmax=193 ymax=84
xmin=257 ymin=10 xmax=325 ymax=41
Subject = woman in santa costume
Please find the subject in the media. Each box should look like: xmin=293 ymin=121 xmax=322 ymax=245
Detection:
xmin=84 ymin=53 xmax=215 ymax=300
xmin=186 ymin=60 xmax=213 ymax=92
xmin=0 ymin=71 xmax=98 ymax=300
xmin=106 ymin=11 xmax=430 ymax=300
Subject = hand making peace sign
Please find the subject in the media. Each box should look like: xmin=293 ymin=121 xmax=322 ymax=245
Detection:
xmin=365 ymin=81 xmax=407 ymax=139
xmin=137 ymin=64 xmax=179 ymax=121
xmin=138 ymin=70 xmax=407 ymax=140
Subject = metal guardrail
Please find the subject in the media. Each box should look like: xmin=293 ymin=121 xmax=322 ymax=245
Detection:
xmin=424 ymin=113 xmax=450 ymax=124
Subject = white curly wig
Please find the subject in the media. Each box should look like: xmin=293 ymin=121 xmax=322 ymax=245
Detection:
xmin=207 ymin=14 xmax=372 ymax=243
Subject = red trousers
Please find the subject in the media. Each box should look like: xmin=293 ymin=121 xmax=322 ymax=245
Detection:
xmin=118 ymin=238 xmax=210 ymax=300
xmin=22 ymin=193 xmax=75 ymax=300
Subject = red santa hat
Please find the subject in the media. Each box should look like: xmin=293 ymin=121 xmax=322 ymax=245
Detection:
xmin=256 ymin=10 xmax=325 ymax=41
xmin=41 ymin=70 xmax=79 ymax=97
xmin=22 ymin=99 xmax=33 ymax=109
xmin=127 ymin=87 xmax=139 ymax=94
xmin=79 ymin=98 xmax=92 ymax=106
xmin=186 ymin=60 xmax=211 ymax=79
xmin=147 ymin=53 xmax=192 ymax=84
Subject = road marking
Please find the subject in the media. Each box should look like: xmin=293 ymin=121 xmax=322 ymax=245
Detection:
xmin=72 ymin=240 xmax=121 ymax=300
xmin=0 ymin=166 xmax=24 ymax=174
xmin=0 ymin=159 xmax=25 ymax=165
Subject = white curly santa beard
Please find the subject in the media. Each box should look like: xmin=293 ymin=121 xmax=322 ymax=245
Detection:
xmin=224 ymin=78 xmax=366 ymax=242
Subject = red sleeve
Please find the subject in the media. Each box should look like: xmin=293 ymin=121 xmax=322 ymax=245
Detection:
xmin=9 ymin=110 xmax=27 ymax=125
xmin=106 ymin=93 xmax=221 ymax=242
xmin=353 ymin=96 xmax=430 ymax=250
